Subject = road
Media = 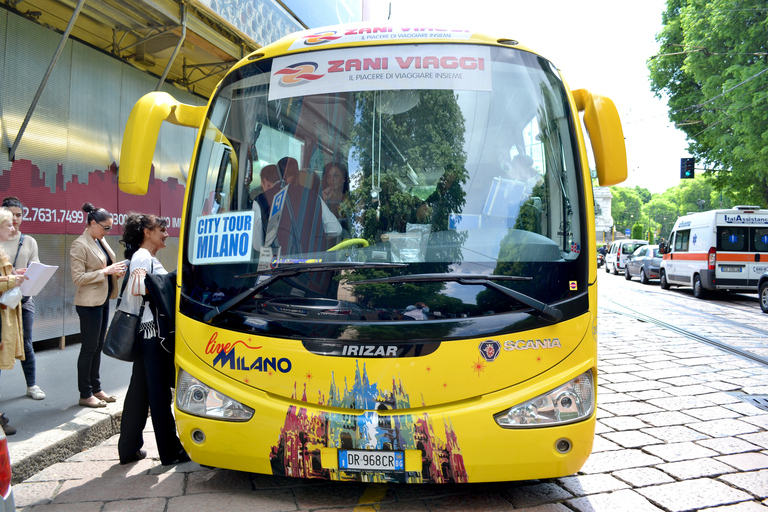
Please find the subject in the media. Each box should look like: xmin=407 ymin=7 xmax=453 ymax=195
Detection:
xmin=12 ymin=270 xmax=768 ymax=511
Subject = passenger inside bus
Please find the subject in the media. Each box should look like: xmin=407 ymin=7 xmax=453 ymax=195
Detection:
xmin=252 ymin=158 xmax=341 ymax=253
xmin=252 ymin=164 xmax=280 ymax=245
xmin=321 ymin=161 xmax=349 ymax=219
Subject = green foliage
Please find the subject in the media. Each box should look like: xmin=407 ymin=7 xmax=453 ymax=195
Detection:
xmin=631 ymin=223 xmax=644 ymax=239
xmin=344 ymin=90 xmax=469 ymax=309
xmin=634 ymin=186 xmax=653 ymax=204
xmin=644 ymin=196 xmax=677 ymax=238
xmin=648 ymin=0 xmax=768 ymax=206
xmin=609 ymin=187 xmax=642 ymax=231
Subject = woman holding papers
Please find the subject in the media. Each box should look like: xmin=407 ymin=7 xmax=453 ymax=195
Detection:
xmin=70 ymin=203 xmax=127 ymax=408
xmin=0 ymin=207 xmax=28 ymax=435
xmin=0 ymin=197 xmax=45 ymax=401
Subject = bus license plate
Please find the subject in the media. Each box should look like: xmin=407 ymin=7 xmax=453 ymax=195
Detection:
xmin=339 ymin=450 xmax=404 ymax=472
xmin=721 ymin=267 xmax=742 ymax=272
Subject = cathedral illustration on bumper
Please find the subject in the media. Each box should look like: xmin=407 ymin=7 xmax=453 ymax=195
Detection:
xmin=270 ymin=361 xmax=468 ymax=483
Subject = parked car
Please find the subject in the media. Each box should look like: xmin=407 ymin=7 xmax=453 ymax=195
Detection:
xmin=625 ymin=245 xmax=662 ymax=284
xmin=0 ymin=429 xmax=15 ymax=511
xmin=258 ymin=297 xmax=379 ymax=321
xmin=605 ymin=239 xmax=648 ymax=275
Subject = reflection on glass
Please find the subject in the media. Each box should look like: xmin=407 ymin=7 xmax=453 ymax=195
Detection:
xmin=183 ymin=45 xmax=585 ymax=323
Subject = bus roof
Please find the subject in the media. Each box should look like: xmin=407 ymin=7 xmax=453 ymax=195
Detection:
xmin=236 ymin=22 xmax=539 ymax=71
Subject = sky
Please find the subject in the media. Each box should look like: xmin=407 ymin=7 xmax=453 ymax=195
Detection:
xmin=362 ymin=0 xmax=691 ymax=193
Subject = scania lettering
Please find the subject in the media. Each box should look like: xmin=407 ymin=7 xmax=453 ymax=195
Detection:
xmin=660 ymin=206 xmax=768 ymax=298
xmin=118 ymin=23 xmax=627 ymax=483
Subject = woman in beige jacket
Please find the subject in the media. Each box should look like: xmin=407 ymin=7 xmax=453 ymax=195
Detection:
xmin=0 ymin=208 xmax=27 ymax=434
xmin=70 ymin=203 xmax=126 ymax=408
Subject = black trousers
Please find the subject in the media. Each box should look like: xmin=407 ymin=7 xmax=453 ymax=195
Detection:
xmin=118 ymin=335 xmax=184 ymax=465
xmin=75 ymin=303 xmax=109 ymax=399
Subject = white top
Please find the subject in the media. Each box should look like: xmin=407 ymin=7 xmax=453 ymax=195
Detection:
xmin=119 ymin=248 xmax=166 ymax=331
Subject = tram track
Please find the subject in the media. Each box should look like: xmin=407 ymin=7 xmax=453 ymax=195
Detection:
xmin=608 ymin=283 xmax=768 ymax=338
xmin=602 ymin=297 xmax=768 ymax=368
xmin=629 ymin=284 xmax=759 ymax=316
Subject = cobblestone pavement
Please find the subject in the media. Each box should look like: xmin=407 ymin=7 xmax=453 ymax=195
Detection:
xmin=12 ymin=274 xmax=768 ymax=511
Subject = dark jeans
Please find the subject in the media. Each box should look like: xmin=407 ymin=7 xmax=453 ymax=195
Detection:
xmin=118 ymin=335 xmax=183 ymax=465
xmin=0 ymin=303 xmax=36 ymax=387
xmin=20 ymin=306 xmax=35 ymax=387
xmin=75 ymin=303 xmax=109 ymax=399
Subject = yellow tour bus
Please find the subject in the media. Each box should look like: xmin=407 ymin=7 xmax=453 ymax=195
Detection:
xmin=119 ymin=23 xmax=627 ymax=483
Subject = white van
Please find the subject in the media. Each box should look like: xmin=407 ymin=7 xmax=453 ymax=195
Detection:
xmin=605 ymin=239 xmax=648 ymax=274
xmin=660 ymin=206 xmax=768 ymax=298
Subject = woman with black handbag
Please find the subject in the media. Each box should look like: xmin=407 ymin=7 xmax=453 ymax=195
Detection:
xmin=117 ymin=213 xmax=188 ymax=466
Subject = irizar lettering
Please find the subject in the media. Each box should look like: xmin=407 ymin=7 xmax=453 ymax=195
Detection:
xmin=503 ymin=338 xmax=562 ymax=351
xmin=341 ymin=345 xmax=398 ymax=357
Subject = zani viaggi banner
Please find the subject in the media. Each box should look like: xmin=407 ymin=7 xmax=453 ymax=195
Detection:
xmin=287 ymin=26 xmax=476 ymax=52
xmin=268 ymin=44 xmax=492 ymax=101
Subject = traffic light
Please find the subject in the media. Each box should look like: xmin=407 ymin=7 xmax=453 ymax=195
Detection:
xmin=680 ymin=157 xmax=695 ymax=179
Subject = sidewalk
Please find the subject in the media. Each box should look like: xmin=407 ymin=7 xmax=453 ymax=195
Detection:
xmin=1 ymin=341 xmax=132 ymax=483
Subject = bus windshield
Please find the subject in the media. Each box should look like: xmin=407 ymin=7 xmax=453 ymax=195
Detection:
xmin=182 ymin=44 xmax=586 ymax=332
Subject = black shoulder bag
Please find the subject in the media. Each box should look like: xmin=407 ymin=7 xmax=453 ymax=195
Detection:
xmin=103 ymin=268 xmax=144 ymax=362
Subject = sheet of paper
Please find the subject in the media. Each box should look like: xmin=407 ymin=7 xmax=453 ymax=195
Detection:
xmin=19 ymin=262 xmax=58 ymax=297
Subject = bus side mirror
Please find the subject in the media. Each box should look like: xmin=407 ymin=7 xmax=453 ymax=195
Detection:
xmin=119 ymin=92 xmax=205 ymax=195
xmin=572 ymin=89 xmax=627 ymax=187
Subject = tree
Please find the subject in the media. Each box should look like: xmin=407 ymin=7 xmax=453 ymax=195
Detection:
xmin=673 ymin=178 xmax=715 ymax=214
xmin=344 ymin=90 xmax=468 ymax=309
xmin=609 ymin=187 xmax=643 ymax=232
xmin=634 ymin=186 xmax=653 ymax=204
xmin=648 ymin=0 xmax=768 ymax=206
xmin=642 ymin=196 xmax=677 ymax=238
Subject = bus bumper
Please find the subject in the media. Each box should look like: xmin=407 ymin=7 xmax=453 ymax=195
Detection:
xmin=174 ymin=366 xmax=596 ymax=484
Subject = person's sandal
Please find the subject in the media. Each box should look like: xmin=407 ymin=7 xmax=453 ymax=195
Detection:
xmin=93 ymin=392 xmax=117 ymax=403
xmin=79 ymin=397 xmax=107 ymax=408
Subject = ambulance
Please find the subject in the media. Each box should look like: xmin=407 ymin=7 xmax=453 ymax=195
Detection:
xmin=660 ymin=206 xmax=768 ymax=298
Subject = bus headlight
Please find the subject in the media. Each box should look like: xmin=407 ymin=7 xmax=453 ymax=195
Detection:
xmin=494 ymin=371 xmax=595 ymax=428
xmin=176 ymin=368 xmax=254 ymax=421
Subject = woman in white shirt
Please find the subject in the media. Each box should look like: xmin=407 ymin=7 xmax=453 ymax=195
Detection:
xmin=117 ymin=213 xmax=188 ymax=465
xmin=0 ymin=196 xmax=45 ymax=401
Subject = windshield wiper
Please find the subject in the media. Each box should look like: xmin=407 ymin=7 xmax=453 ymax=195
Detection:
xmin=203 ymin=261 xmax=406 ymax=323
xmin=355 ymin=273 xmax=563 ymax=322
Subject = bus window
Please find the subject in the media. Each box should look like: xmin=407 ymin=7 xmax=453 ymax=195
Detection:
xmin=198 ymin=138 xmax=238 ymax=215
